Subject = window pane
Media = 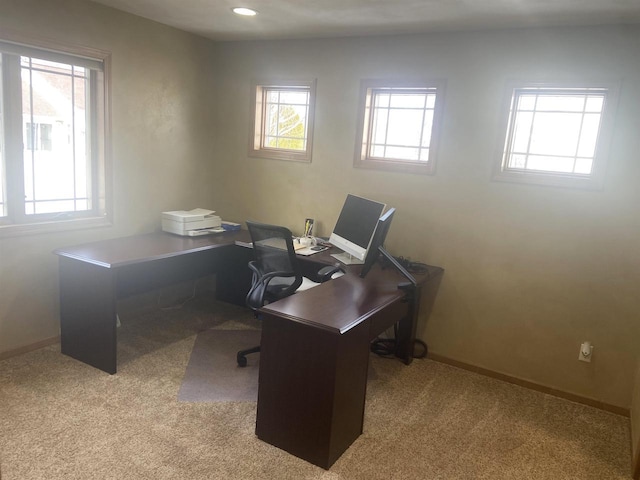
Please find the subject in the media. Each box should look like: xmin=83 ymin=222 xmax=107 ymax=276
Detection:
xmin=517 ymin=94 xmax=536 ymax=111
xmin=536 ymin=95 xmax=585 ymax=112
xmin=279 ymin=91 xmax=308 ymax=105
xmin=262 ymin=87 xmax=309 ymax=153
xmin=425 ymin=94 xmax=436 ymax=109
xmin=585 ymin=96 xmax=604 ymax=113
xmin=502 ymin=87 xmax=609 ymax=179
xmin=21 ymin=56 xmax=91 ymax=215
xmin=529 ymin=112 xmax=582 ymax=157
xmin=366 ymin=89 xmax=437 ymax=163
xmin=507 ymin=153 xmax=527 ymax=169
xmin=389 ymin=93 xmax=425 ymax=109
xmin=385 ymin=146 xmax=420 ymax=160
xmin=74 ymin=72 xmax=89 ymax=199
xmin=371 ymin=108 xmax=388 ymax=144
xmin=574 ymin=158 xmax=593 ymax=174
xmin=421 ymin=111 xmax=434 ymax=148
xmin=266 ymin=104 xmax=279 ymax=137
xmin=511 ymin=111 xmax=533 ymax=153
xmin=526 ymin=155 xmax=576 ymax=173
xmin=385 ymin=109 xmax=423 ymax=146
xmin=357 ymin=82 xmax=442 ymax=174
xmin=577 ymin=113 xmax=602 ymax=158
xmin=374 ymin=93 xmax=390 ymax=108
xmin=370 ymin=145 xmax=386 ymax=157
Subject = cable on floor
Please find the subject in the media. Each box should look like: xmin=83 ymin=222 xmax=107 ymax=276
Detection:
xmin=157 ymin=280 xmax=198 ymax=310
xmin=370 ymin=324 xmax=428 ymax=359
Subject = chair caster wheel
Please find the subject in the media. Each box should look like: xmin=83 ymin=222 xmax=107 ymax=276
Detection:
xmin=237 ymin=355 xmax=247 ymax=367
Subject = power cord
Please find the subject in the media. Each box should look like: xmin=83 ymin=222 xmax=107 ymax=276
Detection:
xmin=157 ymin=280 xmax=198 ymax=310
xmin=370 ymin=324 xmax=428 ymax=359
xmin=391 ymin=256 xmax=430 ymax=276
xmin=377 ymin=253 xmax=430 ymax=279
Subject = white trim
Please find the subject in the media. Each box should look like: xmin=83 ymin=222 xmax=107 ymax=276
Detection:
xmin=249 ymin=78 xmax=316 ymax=163
xmin=492 ymin=79 xmax=620 ymax=190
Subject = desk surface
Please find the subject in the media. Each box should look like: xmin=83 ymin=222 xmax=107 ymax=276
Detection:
xmin=54 ymin=230 xmax=251 ymax=268
xmin=261 ymin=249 xmax=441 ymax=335
xmin=261 ymin=264 xmax=403 ymax=335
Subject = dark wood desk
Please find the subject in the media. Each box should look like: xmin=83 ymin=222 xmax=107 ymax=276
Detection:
xmin=55 ymin=232 xmax=443 ymax=469
xmin=256 ymin=251 xmax=443 ymax=469
xmin=54 ymin=230 xmax=252 ymax=374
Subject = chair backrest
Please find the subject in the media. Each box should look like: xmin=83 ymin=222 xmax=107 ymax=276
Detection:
xmin=246 ymin=221 xmax=303 ymax=308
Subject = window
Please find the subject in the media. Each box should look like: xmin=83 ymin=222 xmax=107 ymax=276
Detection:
xmin=354 ymin=79 xmax=445 ymax=175
xmin=250 ymin=79 xmax=316 ymax=162
xmin=26 ymin=122 xmax=53 ymax=151
xmin=0 ymin=37 xmax=110 ymax=234
xmin=494 ymin=82 xmax=618 ymax=189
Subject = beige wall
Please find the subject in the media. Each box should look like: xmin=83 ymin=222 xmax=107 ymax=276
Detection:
xmin=1 ymin=0 xmax=638 ymax=410
xmin=209 ymin=27 xmax=640 ymax=408
xmin=0 ymin=0 xmax=217 ymax=352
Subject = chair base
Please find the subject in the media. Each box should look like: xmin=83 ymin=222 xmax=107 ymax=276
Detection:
xmin=237 ymin=345 xmax=260 ymax=367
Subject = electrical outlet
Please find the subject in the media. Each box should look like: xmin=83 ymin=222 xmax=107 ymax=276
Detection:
xmin=578 ymin=341 xmax=593 ymax=362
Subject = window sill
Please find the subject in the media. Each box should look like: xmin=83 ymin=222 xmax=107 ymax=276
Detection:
xmin=492 ymin=169 xmax=604 ymax=190
xmin=354 ymin=158 xmax=435 ymax=175
xmin=0 ymin=215 xmax=112 ymax=238
xmin=249 ymin=149 xmax=312 ymax=163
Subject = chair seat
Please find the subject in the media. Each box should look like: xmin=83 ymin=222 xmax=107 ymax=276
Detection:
xmin=297 ymin=276 xmax=321 ymax=291
xmin=238 ymin=220 xmax=343 ymax=367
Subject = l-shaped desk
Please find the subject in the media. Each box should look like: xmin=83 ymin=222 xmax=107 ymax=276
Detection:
xmin=54 ymin=230 xmax=443 ymax=469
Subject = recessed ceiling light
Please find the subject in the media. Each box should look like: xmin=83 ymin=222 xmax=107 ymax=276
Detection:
xmin=232 ymin=7 xmax=258 ymax=16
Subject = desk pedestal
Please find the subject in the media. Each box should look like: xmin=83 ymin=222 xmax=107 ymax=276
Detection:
xmin=255 ymin=264 xmax=443 ymax=469
xmin=256 ymin=314 xmax=371 ymax=469
xmin=59 ymin=257 xmax=118 ymax=373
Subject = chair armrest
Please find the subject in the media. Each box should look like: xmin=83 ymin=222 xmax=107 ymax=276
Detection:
xmin=316 ymin=265 xmax=343 ymax=283
xmin=246 ymin=265 xmax=297 ymax=310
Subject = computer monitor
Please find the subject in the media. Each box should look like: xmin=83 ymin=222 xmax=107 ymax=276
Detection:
xmin=329 ymin=194 xmax=386 ymax=265
xmin=359 ymin=207 xmax=395 ymax=278
xmin=359 ymin=207 xmax=417 ymax=288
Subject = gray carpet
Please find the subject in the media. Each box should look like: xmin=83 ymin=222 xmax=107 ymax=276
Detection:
xmin=178 ymin=329 xmax=261 ymax=402
xmin=0 ymin=296 xmax=633 ymax=479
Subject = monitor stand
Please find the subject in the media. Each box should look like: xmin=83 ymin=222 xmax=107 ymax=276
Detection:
xmin=331 ymin=252 xmax=364 ymax=265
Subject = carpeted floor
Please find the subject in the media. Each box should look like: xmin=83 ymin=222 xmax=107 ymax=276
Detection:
xmin=0 ymin=295 xmax=632 ymax=479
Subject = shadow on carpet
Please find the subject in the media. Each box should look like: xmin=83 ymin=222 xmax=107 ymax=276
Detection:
xmin=178 ymin=329 xmax=261 ymax=402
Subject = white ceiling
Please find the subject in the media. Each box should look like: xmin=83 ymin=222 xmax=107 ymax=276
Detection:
xmin=87 ymin=0 xmax=640 ymax=42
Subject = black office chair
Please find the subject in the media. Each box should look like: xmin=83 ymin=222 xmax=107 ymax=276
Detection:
xmin=237 ymin=221 xmax=341 ymax=367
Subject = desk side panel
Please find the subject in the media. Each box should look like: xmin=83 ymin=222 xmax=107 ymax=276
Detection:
xmin=114 ymin=245 xmax=251 ymax=307
xmin=59 ymin=257 xmax=117 ymax=374
xmin=329 ymin=320 xmax=371 ymax=466
xmin=395 ymin=267 xmax=444 ymax=363
xmin=256 ymin=314 xmax=370 ymax=469
xmin=215 ymin=245 xmax=253 ymax=306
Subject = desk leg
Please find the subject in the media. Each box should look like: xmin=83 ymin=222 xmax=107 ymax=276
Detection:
xmin=395 ymin=269 xmax=444 ymax=364
xmin=59 ymin=257 xmax=117 ymax=374
xmin=395 ymin=288 xmax=421 ymax=365
xmin=256 ymin=314 xmax=371 ymax=469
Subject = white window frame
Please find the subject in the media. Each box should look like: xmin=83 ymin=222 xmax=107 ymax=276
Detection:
xmin=354 ymin=79 xmax=446 ymax=175
xmin=0 ymin=33 xmax=111 ymax=237
xmin=493 ymin=80 xmax=619 ymax=190
xmin=249 ymin=79 xmax=316 ymax=163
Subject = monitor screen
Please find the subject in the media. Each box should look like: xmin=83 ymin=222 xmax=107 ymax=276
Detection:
xmin=329 ymin=194 xmax=386 ymax=265
xmin=359 ymin=207 xmax=417 ymax=287
xmin=360 ymin=208 xmax=395 ymax=278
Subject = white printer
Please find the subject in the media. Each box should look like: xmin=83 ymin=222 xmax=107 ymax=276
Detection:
xmin=161 ymin=208 xmax=223 ymax=236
